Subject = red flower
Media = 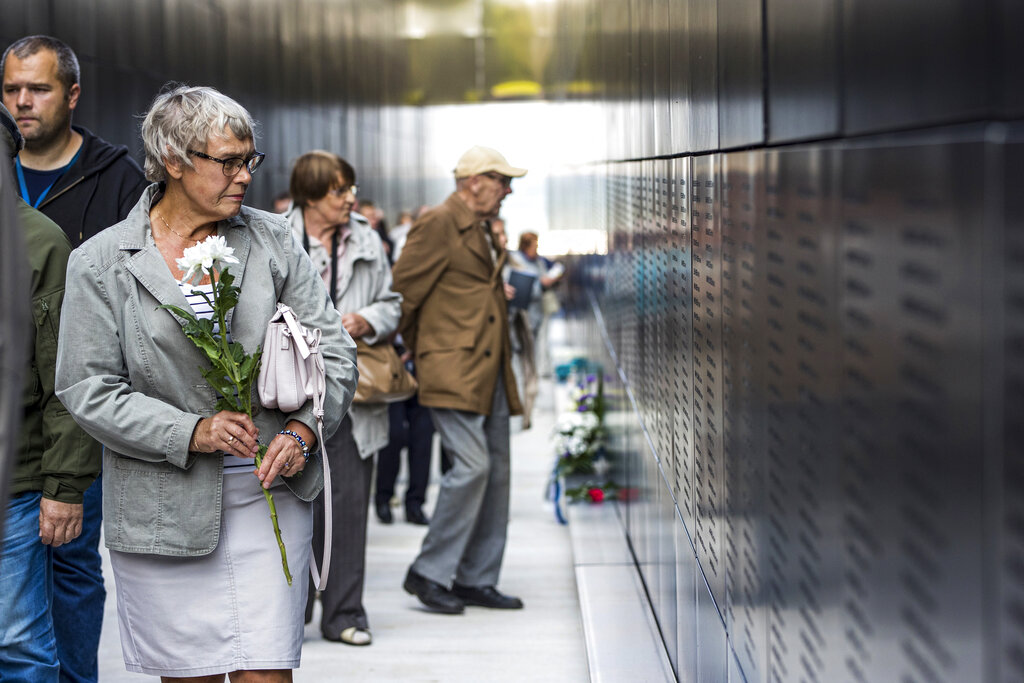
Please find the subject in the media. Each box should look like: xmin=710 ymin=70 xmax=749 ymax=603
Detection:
xmin=587 ymin=487 xmax=604 ymax=503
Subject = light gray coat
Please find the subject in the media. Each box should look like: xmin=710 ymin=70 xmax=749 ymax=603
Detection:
xmin=55 ymin=185 xmax=358 ymax=556
xmin=288 ymin=208 xmax=401 ymax=458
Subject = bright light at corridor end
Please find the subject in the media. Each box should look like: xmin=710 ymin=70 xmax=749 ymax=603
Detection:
xmin=539 ymin=229 xmax=607 ymax=256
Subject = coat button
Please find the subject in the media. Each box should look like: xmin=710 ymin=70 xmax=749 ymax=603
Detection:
xmin=489 ymin=315 xmax=495 ymax=323
xmin=484 ymin=349 xmax=492 ymax=357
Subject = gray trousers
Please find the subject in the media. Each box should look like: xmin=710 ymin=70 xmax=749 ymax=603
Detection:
xmin=306 ymin=415 xmax=374 ymax=634
xmin=412 ymin=376 xmax=511 ymax=588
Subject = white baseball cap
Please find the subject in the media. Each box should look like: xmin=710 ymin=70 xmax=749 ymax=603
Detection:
xmin=453 ymin=145 xmax=527 ymax=179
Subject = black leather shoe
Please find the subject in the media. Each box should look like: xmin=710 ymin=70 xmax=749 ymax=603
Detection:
xmin=403 ymin=569 xmax=464 ymax=614
xmin=406 ymin=506 xmax=429 ymax=526
xmin=375 ymin=500 xmax=393 ymax=524
xmin=451 ymin=584 xmax=524 ymax=609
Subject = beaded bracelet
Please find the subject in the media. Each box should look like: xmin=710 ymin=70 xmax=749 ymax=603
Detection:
xmin=279 ymin=430 xmax=311 ymax=461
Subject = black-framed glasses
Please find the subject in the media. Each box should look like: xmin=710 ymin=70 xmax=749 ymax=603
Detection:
xmin=483 ymin=172 xmax=512 ymax=188
xmin=188 ymin=149 xmax=266 ymax=176
xmin=328 ymin=184 xmax=358 ymax=198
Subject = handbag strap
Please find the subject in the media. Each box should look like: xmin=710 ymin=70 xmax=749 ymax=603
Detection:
xmin=307 ymin=412 xmax=331 ymax=591
xmin=297 ymin=228 xmax=338 ymax=590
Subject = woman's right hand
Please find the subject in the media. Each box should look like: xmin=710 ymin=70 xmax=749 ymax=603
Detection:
xmin=190 ymin=411 xmax=259 ymax=459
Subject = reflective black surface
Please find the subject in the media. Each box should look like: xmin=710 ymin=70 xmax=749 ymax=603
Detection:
xmin=3 ymin=2 xmax=1019 ymax=681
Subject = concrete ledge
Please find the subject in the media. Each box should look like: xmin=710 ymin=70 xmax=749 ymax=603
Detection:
xmin=568 ymin=501 xmax=675 ymax=683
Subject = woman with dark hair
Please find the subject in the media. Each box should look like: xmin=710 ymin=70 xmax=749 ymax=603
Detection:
xmin=287 ymin=150 xmax=401 ymax=646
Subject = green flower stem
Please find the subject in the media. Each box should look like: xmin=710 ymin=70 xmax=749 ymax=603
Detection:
xmin=254 ymin=444 xmax=292 ymax=586
xmin=207 ymin=266 xmax=238 ymax=388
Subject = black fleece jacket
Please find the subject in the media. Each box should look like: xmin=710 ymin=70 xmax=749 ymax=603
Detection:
xmin=34 ymin=125 xmax=148 ymax=247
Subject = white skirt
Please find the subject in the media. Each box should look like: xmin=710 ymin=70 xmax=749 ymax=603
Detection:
xmin=109 ymin=473 xmax=313 ymax=677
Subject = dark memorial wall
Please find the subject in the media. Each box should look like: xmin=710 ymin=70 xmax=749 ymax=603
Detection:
xmin=548 ymin=0 xmax=1023 ymax=682
xmin=3 ymin=1 xmax=1023 ymax=681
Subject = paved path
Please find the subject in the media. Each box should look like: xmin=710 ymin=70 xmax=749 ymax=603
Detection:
xmin=98 ymin=377 xmax=588 ymax=682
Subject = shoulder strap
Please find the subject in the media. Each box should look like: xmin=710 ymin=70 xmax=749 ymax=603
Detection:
xmin=307 ymin=414 xmax=331 ymax=591
xmin=303 ymin=327 xmax=331 ymax=590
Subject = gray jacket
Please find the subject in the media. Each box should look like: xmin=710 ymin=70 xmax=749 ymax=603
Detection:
xmin=288 ymin=208 xmax=401 ymax=458
xmin=55 ymin=184 xmax=358 ymax=556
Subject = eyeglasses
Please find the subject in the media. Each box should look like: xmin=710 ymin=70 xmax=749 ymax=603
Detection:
xmin=483 ymin=172 xmax=512 ymax=188
xmin=188 ymin=149 xmax=266 ymax=176
xmin=328 ymin=184 xmax=358 ymax=198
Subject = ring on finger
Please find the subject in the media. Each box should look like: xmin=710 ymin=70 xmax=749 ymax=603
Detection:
xmin=227 ymin=435 xmax=235 ymax=444
xmin=282 ymin=461 xmax=291 ymax=469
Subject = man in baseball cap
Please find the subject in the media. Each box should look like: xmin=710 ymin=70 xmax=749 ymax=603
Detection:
xmin=453 ymin=145 xmax=527 ymax=180
xmin=392 ymin=145 xmax=527 ymax=614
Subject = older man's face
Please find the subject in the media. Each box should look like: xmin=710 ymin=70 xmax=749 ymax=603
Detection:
xmin=469 ymin=172 xmax=512 ymax=218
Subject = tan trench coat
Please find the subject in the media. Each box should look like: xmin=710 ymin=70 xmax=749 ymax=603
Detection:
xmin=392 ymin=193 xmax=522 ymax=416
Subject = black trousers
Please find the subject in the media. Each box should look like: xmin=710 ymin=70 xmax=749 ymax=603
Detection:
xmin=307 ymin=415 xmax=374 ymax=634
xmin=375 ymin=395 xmax=433 ymax=511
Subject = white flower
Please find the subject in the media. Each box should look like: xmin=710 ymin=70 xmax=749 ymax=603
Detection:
xmin=567 ymin=434 xmax=588 ymax=456
xmin=579 ymin=412 xmax=599 ymax=430
xmin=176 ymin=235 xmax=239 ymax=284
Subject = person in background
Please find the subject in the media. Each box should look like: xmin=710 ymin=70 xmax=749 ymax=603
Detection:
xmin=374 ymin=358 xmax=434 ymax=526
xmin=376 ymin=207 xmax=435 ymax=508
xmin=2 ymin=34 xmax=147 ymax=682
xmin=0 ymin=101 xmax=100 ymax=683
xmin=356 ymin=198 xmax=393 ymax=263
xmin=272 ymin=189 xmax=291 ymax=213
xmin=388 ymin=209 xmax=414 ymax=262
xmin=508 ymin=231 xmax=564 ymax=422
xmin=288 ymin=150 xmax=401 ymax=647
xmin=55 ymin=84 xmax=356 ymax=681
xmin=392 ymin=145 xmax=525 ymax=615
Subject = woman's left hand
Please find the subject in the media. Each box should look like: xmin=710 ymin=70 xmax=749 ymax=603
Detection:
xmin=256 ymin=425 xmax=312 ymax=488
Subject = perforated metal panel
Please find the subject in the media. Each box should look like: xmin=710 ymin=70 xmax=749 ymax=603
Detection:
xmin=671 ymin=157 xmax=697 ymax=536
xmin=690 ymin=154 xmax=727 ymax=612
xmin=720 ymin=150 xmax=768 ymax=683
xmin=839 ymin=130 xmax=986 ymax=683
xmin=763 ymin=146 xmax=844 ymax=683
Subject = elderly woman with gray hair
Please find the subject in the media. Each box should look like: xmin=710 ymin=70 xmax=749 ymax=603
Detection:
xmin=55 ymin=84 xmax=357 ymax=681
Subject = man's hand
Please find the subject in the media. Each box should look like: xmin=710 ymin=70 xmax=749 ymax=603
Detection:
xmin=503 ymin=283 xmax=516 ymax=300
xmin=39 ymin=498 xmax=83 ymax=547
xmin=341 ymin=313 xmax=374 ymax=339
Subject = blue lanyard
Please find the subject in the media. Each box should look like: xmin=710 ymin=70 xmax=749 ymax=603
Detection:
xmin=15 ymin=147 xmax=82 ymax=209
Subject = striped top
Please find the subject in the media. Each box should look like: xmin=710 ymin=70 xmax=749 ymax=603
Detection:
xmin=178 ymin=282 xmax=251 ymax=475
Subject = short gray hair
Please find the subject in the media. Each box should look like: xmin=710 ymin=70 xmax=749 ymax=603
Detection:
xmin=141 ymin=84 xmax=258 ymax=182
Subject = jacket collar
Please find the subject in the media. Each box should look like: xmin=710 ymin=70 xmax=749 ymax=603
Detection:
xmin=445 ymin=192 xmax=494 ymax=272
xmin=287 ymin=207 xmax=377 ymax=298
xmin=118 ymin=184 xmax=251 ymax=329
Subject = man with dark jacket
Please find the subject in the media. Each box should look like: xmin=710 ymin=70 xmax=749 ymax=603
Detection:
xmin=0 ymin=103 xmax=100 ymax=682
xmin=2 ymin=35 xmax=147 ymax=247
xmin=392 ymin=145 xmax=526 ymax=614
xmin=2 ymin=35 xmax=146 ymax=682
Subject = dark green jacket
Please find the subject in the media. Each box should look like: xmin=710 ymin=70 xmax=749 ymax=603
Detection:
xmin=11 ymin=199 xmax=100 ymax=503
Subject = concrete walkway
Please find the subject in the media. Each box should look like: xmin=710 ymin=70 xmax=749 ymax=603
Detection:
xmin=98 ymin=378 xmax=588 ymax=681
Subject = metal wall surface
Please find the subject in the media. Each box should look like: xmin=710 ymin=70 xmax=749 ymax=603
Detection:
xmin=549 ymin=1 xmax=1017 ymax=680
xmin=3 ymin=2 xmax=1020 ymax=681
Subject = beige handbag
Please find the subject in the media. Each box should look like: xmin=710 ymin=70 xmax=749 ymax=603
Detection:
xmin=353 ymin=339 xmax=418 ymax=404
xmin=257 ymin=302 xmax=332 ymax=590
